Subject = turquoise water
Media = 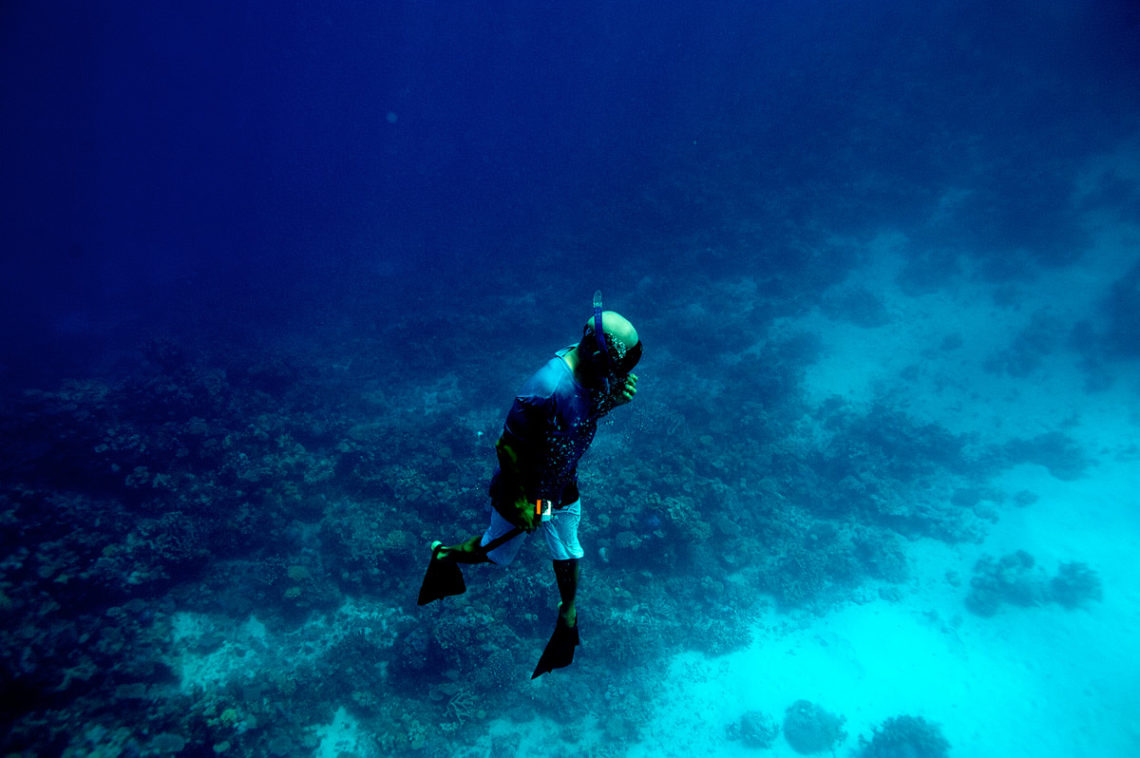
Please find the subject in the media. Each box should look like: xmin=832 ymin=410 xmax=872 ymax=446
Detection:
xmin=1 ymin=2 xmax=1137 ymax=755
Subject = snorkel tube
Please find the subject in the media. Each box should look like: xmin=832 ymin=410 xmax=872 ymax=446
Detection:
xmin=591 ymin=290 xmax=611 ymax=395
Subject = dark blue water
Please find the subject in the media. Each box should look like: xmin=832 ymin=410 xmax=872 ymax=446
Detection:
xmin=5 ymin=0 xmax=1135 ymax=388
xmin=2 ymin=1 xmax=1138 ymax=755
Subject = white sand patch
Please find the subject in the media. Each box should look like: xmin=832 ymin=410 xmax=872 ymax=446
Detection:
xmin=170 ymin=611 xmax=272 ymax=693
xmin=473 ymin=714 xmax=610 ymax=758
xmin=167 ymin=598 xmax=406 ymax=695
xmin=634 ymin=505 xmax=1139 ymax=757
xmin=312 ymin=706 xmax=374 ymax=758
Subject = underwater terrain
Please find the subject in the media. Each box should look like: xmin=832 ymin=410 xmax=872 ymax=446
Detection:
xmin=1 ymin=1 xmax=1138 ymax=756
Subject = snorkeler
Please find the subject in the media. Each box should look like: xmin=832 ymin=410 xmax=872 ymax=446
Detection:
xmin=417 ymin=291 xmax=641 ymax=679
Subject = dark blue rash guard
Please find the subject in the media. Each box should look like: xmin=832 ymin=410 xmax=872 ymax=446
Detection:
xmin=490 ymin=347 xmax=599 ymax=507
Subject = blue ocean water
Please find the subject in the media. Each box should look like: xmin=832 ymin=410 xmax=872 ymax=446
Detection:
xmin=1 ymin=1 xmax=1138 ymax=755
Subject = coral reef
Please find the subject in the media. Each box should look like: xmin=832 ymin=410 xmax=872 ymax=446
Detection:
xmin=0 ymin=276 xmax=1099 ymax=753
xmin=984 ymin=310 xmax=1063 ymax=377
xmin=726 ymin=710 xmax=780 ymax=749
xmin=966 ymin=551 xmax=1103 ymax=615
xmin=782 ymin=700 xmax=846 ymax=754
xmin=1100 ymin=259 xmax=1140 ymax=358
xmin=966 ymin=550 xmax=1047 ymax=615
xmin=1049 ymin=561 xmax=1103 ymax=608
xmin=1000 ymin=431 xmax=1090 ymax=481
xmin=859 ymin=715 xmax=950 ymax=758
xmin=820 ymin=285 xmax=892 ymax=327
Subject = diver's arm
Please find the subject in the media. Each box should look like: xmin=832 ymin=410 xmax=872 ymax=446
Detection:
xmin=495 ymin=434 xmax=537 ymax=531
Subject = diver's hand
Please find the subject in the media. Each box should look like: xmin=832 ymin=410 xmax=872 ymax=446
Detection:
xmin=612 ymin=373 xmax=638 ymax=407
xmin=512 ymin=497 xmax=538 ymax=533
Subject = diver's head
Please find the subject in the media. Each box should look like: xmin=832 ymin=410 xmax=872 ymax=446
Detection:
xmin=579 ymin=310 xmax=641 ymax=384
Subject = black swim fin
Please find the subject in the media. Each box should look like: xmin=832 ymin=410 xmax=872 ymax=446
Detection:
xmin=531 ymin=614 xmax=580 ymax=679
xmin=417 ymin=542 xmax=466 ymax=606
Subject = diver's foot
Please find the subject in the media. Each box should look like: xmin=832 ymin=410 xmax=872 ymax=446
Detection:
xmin=417 ymin=540 xmax=466 ymax=606
xmin=532 ymin=607 xmax=581 ymax=678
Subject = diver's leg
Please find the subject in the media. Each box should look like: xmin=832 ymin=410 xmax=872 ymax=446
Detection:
xmin=543 ymin=498 xmax=584 ymax=625
xmin=437 ymin=502 xmax=526 ymax=566
xmin=553 ymin=558 xmax=579 ymax=626
xmin=436 ymin=534 xmax=491 ymax=564
xmin=531 ymin=557 xmax=581 ymax=677
xmin=421 ymin=504 xmax=525 ymax=605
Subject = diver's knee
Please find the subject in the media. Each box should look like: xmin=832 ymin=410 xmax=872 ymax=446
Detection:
xmin=485 ymin=551 xmax=512 ymax=567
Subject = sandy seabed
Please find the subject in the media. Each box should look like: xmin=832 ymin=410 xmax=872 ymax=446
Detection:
xmin=624 ymin=223 xmax=1140 ymax=758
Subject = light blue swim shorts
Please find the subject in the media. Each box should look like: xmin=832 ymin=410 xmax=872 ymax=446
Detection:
xmin=480 ymin=499 xmax=584 ymax=565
